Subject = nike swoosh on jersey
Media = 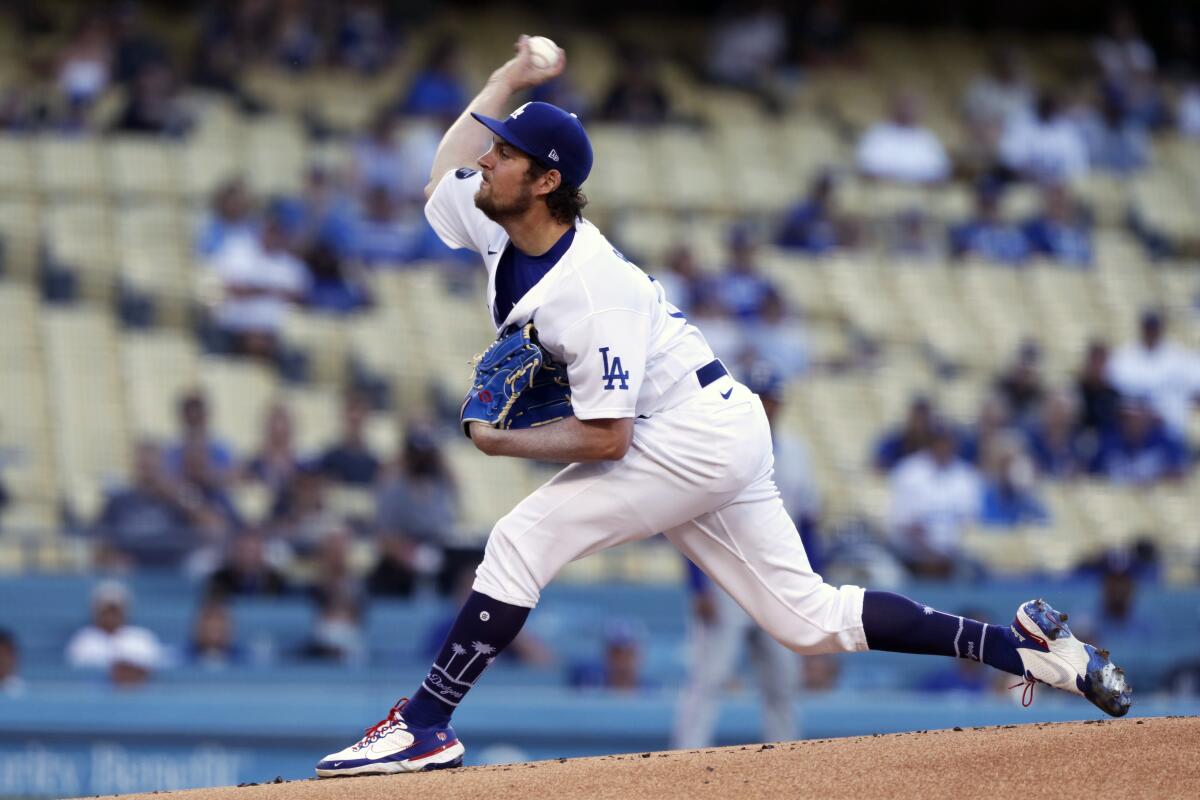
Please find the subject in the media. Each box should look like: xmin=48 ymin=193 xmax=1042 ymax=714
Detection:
xmin=488 ymin=249 xmax=498 ymax=255
xmin=720 ymin=388 xmax=733 ymax=399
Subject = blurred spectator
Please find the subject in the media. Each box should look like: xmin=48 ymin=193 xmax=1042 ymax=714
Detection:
xmin=301 ymin=589 xmax=366 ymax=666
xmin=1093 ymin=7 xmax=1156 ymax=87
xmin=178 ymin=438 xmax=242 ymax=532
xmin=747 ymin=363 xmax=819 ymax=536
xmin=112 ymin=62 xmax=191 ymax=136
xmin=855 ymin=91 xmax=950 ymax=184
xmin=310 ymin=528 xmax=365 ymax=607
xmin=949 ymin=184 xmax=1030 ymax=265
xmin=207 ymin=531 xmax=291 ymax=598
xmin=706 ymin=4 xmax=789 ymax=111
xmin=186 ymin=601 xmax=244 ymax=668
xmin=245 ymin=403 xmax=300 ymax=495
xmin=271 ymin=0 xmax=321 ymax=71
xmin=775 ymin=171 xmax=858 ymax=254
xmin=164 ymin=391 xmax=234 ymax=482
xmin=568 ymin=621 xmax=652 ymax=692
xmin=978 ymin=432 xmax=1048 ymax=528
xmin=959 ymin=394 xmax=1013 ymax=466
xmin=798 ymin=0 xmax=857 ymax=67
xmin=274 ymin=166 xmax=355 ymax=256
xmin=206 ymin=213 xmax=311 ymax=361
xmin=750 ymin=292 xmax=811 ymax=379
xmin=352 ymin=111 xmax=416 ymax=199
xmin=1107 ymin=310 xmax=1200 ymax=437
xmin=0 ymin=629 xmax=23 ymax=696
xmin=1094 ymin=553 xmax=1151 ymax=637
xmin=400 ymin=38 xmax=467 ymax=118
xmin=1179 ymin=78 xmax=1200 ymax=138
xmin=270 ymin=463 xmax=341 ymax=553
xmin=1025 ymin=389 xmax=1088 ymax=479
xmin=346 ymin=185 xmax=441 ymax=265
xmin=994 ymin=340 xmax=1045 ymax=423
xmin=705 ymin=228 xmax=780 ymax=322
xmin=873 ymin=395 xmax=935 ymax=473
xmin=998 ymin=91 xmax=1089 ymax=182
xmin=1022 ymin=184 xmax=1095 ymax=267
xmin=964 ymin=48 xmax=1034 ymax=131
xmin=93 ymin=440 xmax=224 ymax=569
xmin=196 ymin=178 xmax=258 ymax=259
xmin=652 ymin=245 xmax=708 ymax=317
xmin=306 ymin=244 xmax=372 ymax=314
xmin=65 ymin=581 xmax=167 ymax=675
xmin=1080 ymin=96 xmax=1151 ymax=174
xmin=318 ymin=391 xmax=380 ymax=485
xmin=599 ymin=46 xmax=670 ymax=125
xmin=1090 ymin=398 xmax=1188 ymax=485
xmin=888 ymin=424 xmax=981 ymax=578
xmin=335 ymin=1 xmax=396 ymax=74
xmin=110 ymin=3 xmax=169 ymax=85
xmin=56 ymin=15 xmax=113 ymax=115
xmin=887 ymin=209 xmax=942 ymax=262
xmin=1077 ymin=341 xmax=1121 ymax=439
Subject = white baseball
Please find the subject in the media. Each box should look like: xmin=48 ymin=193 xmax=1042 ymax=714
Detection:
xmin=527 ymin=36 xmax=560 ymax=70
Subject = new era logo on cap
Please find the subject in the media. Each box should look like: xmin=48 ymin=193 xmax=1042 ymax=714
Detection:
xmin=471 ymin=102 xmax=593 ymax=188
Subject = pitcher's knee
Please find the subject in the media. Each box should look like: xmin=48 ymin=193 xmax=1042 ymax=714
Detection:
xmin=765 ymin=582 xmax=868 ymax=655
xmin=471 ymin=516 xmax=543 ymax=609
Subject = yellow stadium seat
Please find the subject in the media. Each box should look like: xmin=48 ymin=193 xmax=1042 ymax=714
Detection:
xmin=36 ymin=137 xmax=106 ymax=196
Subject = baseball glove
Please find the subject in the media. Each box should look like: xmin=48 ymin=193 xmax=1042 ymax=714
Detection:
xmin=460 ymin=323 xmax=573 ymax=437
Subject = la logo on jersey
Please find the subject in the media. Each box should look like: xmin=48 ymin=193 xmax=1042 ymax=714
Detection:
xmin=599 ymin=347 xmax=630 ymax=390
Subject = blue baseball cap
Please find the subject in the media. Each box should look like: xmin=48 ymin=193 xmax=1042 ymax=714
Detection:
xmin=471 ymin=101 xmax=593 ymax=189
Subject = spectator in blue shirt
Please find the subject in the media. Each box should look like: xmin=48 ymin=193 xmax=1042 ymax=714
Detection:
xmin=706 ymin=227 xmax=780 ymax=321
xmin=950 ymin=184 xmax=1030 ymax=265
xmin=272 ymin=166 xmax=355 ymax=256
xmin=873 ymin=395 xmax=936 ymax=473
xmin=1082 ymin=95 xmax=1150 ymax=174
xmin=346 ymin=185 xmax=443 ymax=266
xmin=318 ymin=391 xmax=380 ymax=485
xmin=196 ymin=178 xmax=257 ymax=258
xmin=1022 ymin=184 xmax=1094 ymax=267
xmin=400 ymin=38 xmax=467 ymax=118
xmin=978 ymin=432 xmax=1049 ymax=527
xmin=776 ymin=171 xmax=856 ymax=254
xmin=306 ymin=244 xmax=372 ymax=314
xmin=164 ymin=390 xmax=234 ymax=482
xmin=1090 ymin=398 xmax=1189 ymax=484
xmin=1025 ymin=389 xmax=1089 ymax=479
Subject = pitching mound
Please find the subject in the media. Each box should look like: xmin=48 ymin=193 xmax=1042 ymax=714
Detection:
xmin=88 ymin=717 xmax=1199 ymax=800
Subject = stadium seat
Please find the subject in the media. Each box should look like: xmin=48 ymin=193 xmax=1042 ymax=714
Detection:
xmin=35 ymin=137 xmax=106 ymax=196
xmin=107 ymin=138 xmax=180 ymax=197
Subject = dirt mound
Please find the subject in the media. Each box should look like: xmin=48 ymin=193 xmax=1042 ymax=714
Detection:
xmin=87 ymin=717 xmax=1199 ymax=800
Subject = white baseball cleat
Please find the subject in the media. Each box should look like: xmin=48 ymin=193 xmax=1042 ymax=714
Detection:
xmin=1010 ymin=599 xmax=1132 ymax=717
xmin=315 ymin=698 xmax=465 ymax=777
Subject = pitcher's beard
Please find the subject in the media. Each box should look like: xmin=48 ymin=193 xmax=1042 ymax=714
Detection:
xmin=475 ymin=183 xmax=534 ymax=222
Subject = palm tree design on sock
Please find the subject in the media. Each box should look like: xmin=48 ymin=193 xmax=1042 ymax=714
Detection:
xmin=457 ymin=641 xmax=497 ymax=681
xmin=443 ymin=642 xmax=468 ymax=673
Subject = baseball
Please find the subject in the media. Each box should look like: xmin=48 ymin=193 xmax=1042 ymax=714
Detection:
xmin=527 ymin=36 xmax=560 ymax=70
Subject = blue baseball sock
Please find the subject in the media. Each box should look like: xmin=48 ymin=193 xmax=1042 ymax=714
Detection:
xmin=404 ymin=591 xmax=531 ymax=728
xmin=861 ymin=590 xmax=1024 ymax=677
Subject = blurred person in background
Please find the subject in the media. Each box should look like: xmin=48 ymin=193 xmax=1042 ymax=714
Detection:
xmin=55 ymin=14 xmax=112 ymax=121
xmin=270 ymin=0 xmax=321 ymax=71
xmin=305 ymin=243 xmax=373 ymax=314
xmin=888 ymin=423 xmax=981 ymax=579
xmin=959 ymin=394 xmax=1014 ymax=466
xmin=994 ymin=340 xmax=1046 ymax=424
xmin=977 ymin=432 xmax=1049 ymax=528
xmin=207 ymin=530 xmax=291 ymax=599
xmin=949 ymin=183 xmax=1030 ymax=265
xmin=1089 ymin=398 xmax=1188 ymax=485
xmin=998 ymin=90 xmax=1089 ymax=182
xmin=706 ymin=2 xmax=789 ymax=112
xmin=1080 ymin=95 xmax=1151 ymax=175
xmin=775 ymin=170 xmax=859 ymax=255
xmin=873 ymin=395 xmax=936 ymax=473
xmin=335 ymin=0 xmax=396 ymax=75
xmin=317 ymin=390 xmax=380 ymax=485
xmin=65 ymin=581 xmax=166 ymax=676
xmin=0 ymin=629 xmax=23 ymax=696
xmin=309 ymin=527 xmax=365 ymax=608
xmin=345 ymin=185 xmax=438 ymax=265
xmin=401 ymin=38 xmax=468 ymax=118
xmin=706 ymin=226 xmax=781 ymax=322
xmin=650 ymin=244 xmax=708 ymax=318
xmin=244 ymin=403 xmax=300 ymax=496
xmin=798 ymin=0 xmax=858 ymax=68
xmin=1022 ymin=184 xmax=1095 ymax=267
xmin=1179 ymin=76 xmax=1200 ymax=138
xmin=186 ymin=601 xmax=244 ymax=669
xmin=963 ymin=48 xmax=1034 ymax=134
xmin=1076 ymin=340 xmax=1121 ymax=441
xmin=352 ymin=111 xmax=410 ymax=197
xmin=165 ymin=390 xmax=233 ymax=484
xmin=93 ymin=440 xmax=225 ymax=569
xmin=749 ymin=292 xmax=810 ymax=380
xmin=205 ymin=211 xmax=311 ymax=362
xmin=1093 ymin=6 xmax=1156 ymax=90
xmin=599 ymin=44 xmax=670 ymax=126
xmin=887 ymin=209 xmax=943 ymax=262
xmin=177 ymin=438 xmax=243 ymax=533
xmin=269 ymin=461 xmax=340 ymax=554
xmin=568 ymin=621 xmax=653 ymax=692
xmin=1107 ymin=310 xmax=1200 ymax=438
xmin=374 ymin=423 xmax=467 ymax=595
xmin=1025 ymin=388 xmax=1088 ymax=479
xmin=301 ymin=589 xmax=367 ymax=666
xmin=196 ymin=178 xmax=258 ymax=259
xmin=274 ymin=166 xmax=356 ymax=257
xmin=112 ymin=61 xmax=192 ymax=136
xmin=855 ymin=90 xmax=950 ymax=185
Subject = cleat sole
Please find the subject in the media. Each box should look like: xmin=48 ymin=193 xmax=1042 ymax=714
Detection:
xmin=1083 ymin=644 xmax=1133 ymax=718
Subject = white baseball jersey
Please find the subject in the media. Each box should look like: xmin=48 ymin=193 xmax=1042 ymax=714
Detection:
xmin=425 ymin=168 xmax=715 ymax=420
xmin=423 ymin=166 xmax=867 ymax=660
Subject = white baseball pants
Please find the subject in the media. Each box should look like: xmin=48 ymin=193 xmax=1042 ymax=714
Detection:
xmin=473 ymin=376 xmax=868 ymax=656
